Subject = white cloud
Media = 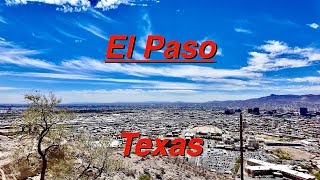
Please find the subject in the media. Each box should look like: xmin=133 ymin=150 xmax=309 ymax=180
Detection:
xmin=4 ymin=37 xmax=320 ymax=102
xmin=76 ymin=22 xmax=109 ymax=40
xmin=0 ymin=71 xmax=200 ymax=90
xmin=307 ymin=23 xmax=319 ymax=29
xmin=197 ymin=37 xmax=223 ymax=56
xmin=56 ymin=4 xmax=89 ymax=12
xmin=5 ymin=0 xmax=158 ymax=12
xmin=0 ymin=71 xmax=152 ymax=83
xmin=266 ymin=16 xmax=297 ymax=26
xmin=0 ymin=39 xmax=61 ymax=71
xmin=234 ymin=28 xmax=252 ymax=34
xmin=0 ymin=86 xmax=20 ymax=90
xmin=87 ymin=8 xmax=116 ymax=23
xmin=95 ymin=0 xmax=130 ymax=10
xmin=0 ymin=37 xmax=255 ymax=83
xmin=95 ymin=0 xmax=157 ymax=10
xmin=0 ymin=56 xmax=61 ymax=70
xmin=1 ymin=71 xmax=271 ymax=93
xmin=4 ymin=84 xmax=320 ymax=103
xmin=62 ymin=58 xmax=262 ymax=79
xmin=132 ymin=51 xmax=146 ymax=60
xmin=138 ymin=13 xmax=152 ymax=50
xmin=135 ymin=13 xmax=164 ymax=56
xmin=243 ymin=40 xmax=320 ymax=72
xmin=216 ymin=49 xmax=223 ymax=56
xmin=55 ymin=27 xmax=86 ymax=41
xmin=49 ymin=89 xmax=266 ymax=103
xmin=307 ymin=52 xmax=320 ymax=61
xmin=132 ymin=82 xmax=200 ymax=90
xmin=0 ymin=16 xmax=7 ymax=24
xmin=288 ymin=76 xmax=320 ymax=83
xmin=5 ymin=0 xmax=89 ymax=6
xmin=32 ymin=32 xmax=62 ymax=44
xmin=189 ymin=77 xmax=268 ymax=86
xmin=277 ymin=85 xmax=320 ymax=93
xmin=259 ymin=40 xmax=288 ymax=53
xmin=6 ymin=0 xmax=91 ymax=12
xmin=0 ymin=93 xmax=25 ymax=104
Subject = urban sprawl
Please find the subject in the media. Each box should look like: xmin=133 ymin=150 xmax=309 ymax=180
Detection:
xmin=0 ymin=104 xmax=320 ymax=180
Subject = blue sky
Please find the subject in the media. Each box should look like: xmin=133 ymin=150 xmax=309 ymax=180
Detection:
xmin=0 ymin=0 xmax=320 ymax=103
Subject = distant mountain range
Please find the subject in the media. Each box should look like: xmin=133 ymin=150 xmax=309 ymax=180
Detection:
xmin=205 ymin=94 xmax=320 ymax=108
xmin=208 ymin=94 xmax=320 ymax=103
xmin=249 ymin=94 xmax=320 ymax=103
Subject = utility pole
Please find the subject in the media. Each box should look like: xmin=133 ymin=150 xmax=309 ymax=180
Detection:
xmin=240 ymin=113 xmax=244 ymax=180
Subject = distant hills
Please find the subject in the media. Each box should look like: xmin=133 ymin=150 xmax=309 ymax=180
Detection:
xmin=246 ymin=94 xmax=320 ymax=103
xmin=205 ymin=94 xmax=320 ymax=108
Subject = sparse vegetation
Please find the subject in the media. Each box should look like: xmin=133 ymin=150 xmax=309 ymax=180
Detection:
xmin=313 ymin=171 xmax=320 ymax=180
xmin=12 ymin=92 xmax=73 ymax=180
xmin=300 ymin=163 xmax=320 ymax=180
xmin=9 ymin=92 xmax=124 ymax=180
xmin=139 ymin=174 xmax=152 ymax=180
xmin=259 ymin=135 xmax=289 ymax=141
xmin=269 ymin=149 xmax=293 ymax=160
xmin=232 ymin=158 xmax=241 ymax=175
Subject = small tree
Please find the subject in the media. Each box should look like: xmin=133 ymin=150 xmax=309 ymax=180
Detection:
xmin=12 ymin=92 xmax=124 ymax=179
xmin=16 ymin=92 xmax=73 ymax=180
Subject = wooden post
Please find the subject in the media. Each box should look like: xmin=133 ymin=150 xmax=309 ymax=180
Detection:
xmin=240 ymin=113 xmax=244 ymax=180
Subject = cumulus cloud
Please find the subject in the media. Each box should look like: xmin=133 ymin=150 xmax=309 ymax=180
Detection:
xmin=243 ymin=40 xmax=320 ymax=72
xmin=5 ymin=0 xmax=89 ymax=6
xmin=6 ymin=0 xmax=90 ymax=12
xmin=5 ymin=0 xmax=158 ymax=12
xmin=307 ymin=23 xmax=319 ymax=29
xmin=95 ymin=0 xmax=132 ymax=11
xmin=259 ymin=40 xmax=288 ymax=53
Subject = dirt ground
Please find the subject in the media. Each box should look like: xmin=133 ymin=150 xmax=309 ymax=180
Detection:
xmin=0 ymin=135 xmax=15 ymax=167
xmin=268 ymin=146 xmax=315 ymax=160
xmin=106 ymin=152 xmax=232 ymax=180
xmin=0 ymin=134 xmax=231 ymax=180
